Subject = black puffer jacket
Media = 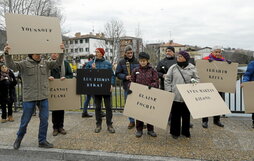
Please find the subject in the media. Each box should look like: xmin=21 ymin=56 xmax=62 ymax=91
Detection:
xmin=0 ymin=70 xmax=17 ymax=103
xmin=156 ymin=57 xmax=176 ymax=90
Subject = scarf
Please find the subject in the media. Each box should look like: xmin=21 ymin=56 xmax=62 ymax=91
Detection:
xmin=177 ymin=61 xmax=189 ymax=68
xmin=208 ymin=53 xmax=225 ymax=61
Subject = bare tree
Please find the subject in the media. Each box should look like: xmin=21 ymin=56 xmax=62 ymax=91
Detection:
xmin=0 ymin=0 xmax=63 ymax=30
xmin=104 ymin=18 xmax=125 ymax=63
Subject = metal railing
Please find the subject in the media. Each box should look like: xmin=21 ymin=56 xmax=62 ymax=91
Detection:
xmin=14 ymin=74 xmax=246 ymax=113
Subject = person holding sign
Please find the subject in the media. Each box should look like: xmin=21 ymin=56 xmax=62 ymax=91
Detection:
xmin=131 ymin=52 xmax=159 ymax=137
xmin=201 ymin=46 xmax=230 ymax=128
xmin=115 ymin=45 xmax=139 ymax=129
xmin=4 ymin=44 xmax=64 ymax=149
xmin=86 ymin=48 xmax=115 ymax=133
xmin=164 ymin=51 xmax=199 ymax=139
xmin=242 ymin=61 xmax=254 ymax=128
xmin=48 ymin=53 xmax=73 ymax=136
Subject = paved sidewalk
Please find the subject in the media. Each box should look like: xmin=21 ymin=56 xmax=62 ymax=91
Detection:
xmin=0 ymin=111 xmax=254 ymax=161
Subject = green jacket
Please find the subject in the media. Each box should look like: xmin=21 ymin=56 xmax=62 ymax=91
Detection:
xmin=5 ymin=54 xmax=64 ymax=102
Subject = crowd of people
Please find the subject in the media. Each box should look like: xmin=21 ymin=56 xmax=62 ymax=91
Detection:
xmin=1 ymin=44 xmax=254 ymax=151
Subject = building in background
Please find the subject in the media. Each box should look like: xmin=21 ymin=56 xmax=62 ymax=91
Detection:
xmin=63 ymin=32 xmax=113 ymax=63
xmin=119 ymin=36 xmax=143 ymax=59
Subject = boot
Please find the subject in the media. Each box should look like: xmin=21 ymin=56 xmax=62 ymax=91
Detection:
xmin=39 ymin=141 xmax=54 ymax=148
xmin=13 ymin=137 xmax=23 ymax=150
xmin=82 ymin=112 xmax=92 ymax=118
xmin=94 ymin=125 xmax=102 ymax=133
xmin=7 ymin=116 xmax=14 ymax=122
xmin=107 ymin=125 xmax=115 ymax=133
xmin=128 ymin=122 xmax=135 ymax=129
xmin=53 ymin=129 xmax=58 ymax=136
xmin=59 ymin=128 xmax=67 ymax=135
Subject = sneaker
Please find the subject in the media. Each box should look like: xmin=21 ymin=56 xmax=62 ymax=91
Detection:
xmin=214 ymin=121 xmax=224 ymax=127
xmin=13 ymin=137 xmax=23 ymax=150
xmin=59 ymin=128 xmax=67 ymax=135
xmin=101 ymin=111 xmax=106 ymax=118
xmin=53 ymin=129 xmax=58 ymax=136
xmin=39 ymin=141 xmax=54 ymax=148
xmin=7 ymin=116 xmax=14 ymax=122
xmin=1 ymin=119 xmax=7 ymax=123
xmin=128 ymin=122 xmax=135 ymax=129
xmin=82 ymin=112 xmax=93 ymax=118
xmin=135 ymin=131 xmax=143 ymax=138
xmin=147 ymin=131 xmax=157 ymax=137
xmin=202 ymin=122 xmax=208 ymax=128
xmin=107 ymin=125 xmax=115 ymax=133
xmin=94 ymin=125 xmax=102 ymax=133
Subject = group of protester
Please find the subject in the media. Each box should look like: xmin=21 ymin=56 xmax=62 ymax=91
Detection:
xmin=1 ymin=43 xmax=254 ymax=151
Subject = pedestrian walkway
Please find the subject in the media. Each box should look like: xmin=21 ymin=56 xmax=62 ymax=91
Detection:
xmin=0 ymin=111 xmax=254 ymax=161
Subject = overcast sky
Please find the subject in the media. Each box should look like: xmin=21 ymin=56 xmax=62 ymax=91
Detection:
xmin=60 ymin=0 xmax=254 ymax=50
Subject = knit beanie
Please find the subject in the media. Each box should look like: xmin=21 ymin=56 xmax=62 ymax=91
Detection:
xmin=138 ymin=52 xmax=150 ymax=60
xmin=178 ymin=51 xmax=190 ymax=61
xmin=166 ymin=46 xmax=175 ymax=53
xmin=96 ymin=48 xmax=105 ymax=56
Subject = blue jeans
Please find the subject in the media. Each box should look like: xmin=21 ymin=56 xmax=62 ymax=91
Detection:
xmin=83 ymin=95 xmax=93 ymax=113
xmin=17 ymin=99 xmax=49 ymax=143
xmin=124 ymin=90 xmax=135 ymax=123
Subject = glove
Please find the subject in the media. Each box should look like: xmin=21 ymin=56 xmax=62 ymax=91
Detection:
xmin=127 ymin=89 xmax=132 ymax=95
xmin=208 ymin=59 xmax=213 ymax=63
xmin=191 ymin=78 xmax=198 ymax=84
xmin=148 ymin=86 xmax=152 ymax=89
xmin=226 ymin=60 xmax=232 ymax=64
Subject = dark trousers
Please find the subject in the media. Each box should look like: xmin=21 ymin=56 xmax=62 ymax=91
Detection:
xmin=52 ymin=110 xmax=64 ymax=129
xmin=1 ymin=102 xmax=13 ymax=119
xmin=94 ymin=95 xmax=112 ymax=126
xmin=170 ymin=101 xmax=190 ymax=137
xmin=252 ymin=113 xmax=254 ymax=123
xmin=136 ymin=120 xmax=154 ymax=131
xmin=202 ymin=116 xmax=220 ymax=123
xmin=202 ymin=92 xmax=224 ymax=123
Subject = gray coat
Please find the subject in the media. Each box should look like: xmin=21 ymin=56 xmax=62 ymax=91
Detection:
xmin=164 ymin=63 xmax=199 ymax=102
xmin=5 ymin=54 xmax=64 ymax=102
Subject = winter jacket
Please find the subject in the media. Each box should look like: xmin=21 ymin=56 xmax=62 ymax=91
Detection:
xmin=243 ymin=61 xmax=254 ymax=82
xmin=0 ymin=70 xmax=17 ymax=103
xmin=131 ymin=64 xmax=159 ymax=88
xmin=85 ymin=57 xmax=115 ymax=85
xmin=203 ymin=53 xmax=225 ymax=61
xmin=156 ymin=57 xmax=177 ymax=90
xmin=164 ymin=63 xmax=199 ymax=102
xmin=50 ymin=60 xmax=73 ymax=79
xmin=115 ymin=56 xmax=139 ymax=90
xmin=5 ymin=54 xmax=64 ymax=102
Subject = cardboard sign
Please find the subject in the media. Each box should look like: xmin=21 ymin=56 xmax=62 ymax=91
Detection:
xmin=5 ymin=13 xmax=62 ymax=55
xmin=48 ymin=79 xmax=80 ymax=111
xmin=242 ymin=82 xmax=254 ymax=113
xmin=123 ymin=82 xmax=175 ymax=130
xmin=76 ymin=69 xmax=112 ymax=95
xmin=176 ymin=83 xmax=231 ymax=119
xmin=196 ymin=60 xmax=238 ymax=93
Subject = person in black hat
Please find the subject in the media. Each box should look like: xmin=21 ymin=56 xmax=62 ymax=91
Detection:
xmin=156 ymin=46 xmax=176 ymax=90
xmin=131 ymin=52 xmax=159 ymax=138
